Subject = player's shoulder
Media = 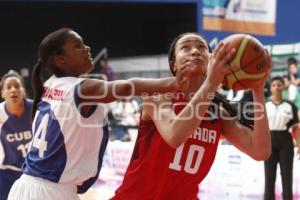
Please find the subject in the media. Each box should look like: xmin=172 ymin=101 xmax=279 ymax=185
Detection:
xmin=141 ymin=93 xmax=173 ymax=106
xmin=46 ymin=75 xmax=83 ymax=87
xmin=141 ymin=92 xmax=173 ymax=104
xmin=141 ymin=93 xmax=173 ymax=120
xmin=141 ymin=92 xmax=173 ymax=112
xmin=25 ymin=98 xmax=33 ymax=104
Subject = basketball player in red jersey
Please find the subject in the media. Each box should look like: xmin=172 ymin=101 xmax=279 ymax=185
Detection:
xmin=111 ymin=33 xmax=271 ymax=200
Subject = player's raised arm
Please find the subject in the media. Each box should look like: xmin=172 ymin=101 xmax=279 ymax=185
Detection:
xmin=78 ymin=77 xmax=176 ymax=103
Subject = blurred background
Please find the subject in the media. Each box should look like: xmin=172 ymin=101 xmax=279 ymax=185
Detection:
xmin=1 ymin=0 xmax=300 ymax=96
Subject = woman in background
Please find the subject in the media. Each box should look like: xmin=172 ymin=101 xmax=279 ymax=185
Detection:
xmin=0 ymin=70 xmax=33 ymax=200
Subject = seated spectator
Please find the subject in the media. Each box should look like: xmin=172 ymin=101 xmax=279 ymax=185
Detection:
xmin=110 ymin=98 xmax=140 ymax=141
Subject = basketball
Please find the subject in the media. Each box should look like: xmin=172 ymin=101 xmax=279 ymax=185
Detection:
xmin=222 ymin=34 xmax=270 ymax=91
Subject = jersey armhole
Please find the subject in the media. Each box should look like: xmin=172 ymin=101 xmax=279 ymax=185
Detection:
xmin=74 ymin=83 xmax=97 ymax=118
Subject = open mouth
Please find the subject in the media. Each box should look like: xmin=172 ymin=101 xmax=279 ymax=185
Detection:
xmin=10 ymin=96 xmax=19 ymax=101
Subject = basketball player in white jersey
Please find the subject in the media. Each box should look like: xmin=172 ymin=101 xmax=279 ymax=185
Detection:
xmin=8 ymin=27 xmax=176 ymax=200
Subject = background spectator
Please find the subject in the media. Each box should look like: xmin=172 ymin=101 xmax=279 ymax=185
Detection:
xmin=110 ymin=98 xmax=140 ymax=141
xmin=284 ymin=57 xmax=300 ymax=102
xmin=98 ymin=56 xmax=114 ymax=81
xmin=0 ymin=70 xmax=33 ymax=200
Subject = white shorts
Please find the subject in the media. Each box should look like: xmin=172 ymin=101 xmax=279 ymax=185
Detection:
xmin=8 ymin=174 xmax=80 ymax=200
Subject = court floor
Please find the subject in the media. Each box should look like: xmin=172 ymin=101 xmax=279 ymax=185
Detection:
xmin=79 ymin=186 xmax=113 ymax=200
xmin=79 ymin=185 xmax=300 ymax=200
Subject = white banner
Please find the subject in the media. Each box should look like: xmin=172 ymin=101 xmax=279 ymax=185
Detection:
xmin=225 ymin=0 xmax=276 ymax=23
xmin=202 ymin=0 xmax=277 ymax=35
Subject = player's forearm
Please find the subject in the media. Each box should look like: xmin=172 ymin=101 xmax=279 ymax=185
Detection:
xmin=250 ymin=89 xmax=271 ymax=160
xmin=129 ymin=77 xmax=176 ymax=96
xmin=168 ymin=80 xmax=218 ymax=147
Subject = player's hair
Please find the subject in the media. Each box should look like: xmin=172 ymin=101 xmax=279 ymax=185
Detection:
xmin=270 ymin=76 xmax=285 ymax=85
xmin=31 ymin=27 xmax=72 ymax=121
xmin=287 ymin=57 xmax=297 ymax=66
xmin=167 ymin=32 xmax=212 ymax=76
xmin=0 ymin=70 xmax=25 ymax=91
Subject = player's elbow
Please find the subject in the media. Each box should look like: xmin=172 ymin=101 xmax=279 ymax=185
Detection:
xmin=261 ymin=148 xmax=271 ymax=161
xmin=165 ymin=134 xmax=185 ymax=148
xmin=166 ymin=140 xmax=182 ymax=149
xmin=164 ymin=125 xmax=195 ymax=148
xmin=251 ymin=148 xmax=271 ymax=161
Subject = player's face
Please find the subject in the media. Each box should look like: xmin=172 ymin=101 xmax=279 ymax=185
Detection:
xmin=60 ymin=31 xmax=94 ymax=76
xmin=289 ymin=64 xmax=298 ymax=74
xmin=270 ymin=80 xmax=284 ymax=96
xmin=173 ymin=34 xmax=210 ymax=77
xmin=1 ymin=77 xmax=25 ymax=104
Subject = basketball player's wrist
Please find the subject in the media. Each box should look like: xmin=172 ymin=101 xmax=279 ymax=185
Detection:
xmin=202 ymin=79 xmax=219 ymax=93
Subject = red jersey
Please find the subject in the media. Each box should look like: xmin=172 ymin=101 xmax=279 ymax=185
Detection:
xmin=112 ymin=92 xmax=223 ymax=200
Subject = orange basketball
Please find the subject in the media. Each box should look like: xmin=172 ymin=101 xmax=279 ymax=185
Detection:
xmin=222 ymin=34 xmax=270 ymax=91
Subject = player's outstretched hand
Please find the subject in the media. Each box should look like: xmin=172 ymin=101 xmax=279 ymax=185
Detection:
xmin=206 ymin=41 xmax=236 ymax=88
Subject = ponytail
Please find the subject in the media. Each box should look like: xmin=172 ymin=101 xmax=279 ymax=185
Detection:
xmin=31 ymin=27 xmax=72 ymax=121
xmin=31 ymin=60 xmax=44 ymax=122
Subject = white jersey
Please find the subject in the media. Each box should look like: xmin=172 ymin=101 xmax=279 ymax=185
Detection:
xmin=266 ymin=100 xmax=298 ymax=131
xmin=23 ymin=75 xmax=108 ymax=193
